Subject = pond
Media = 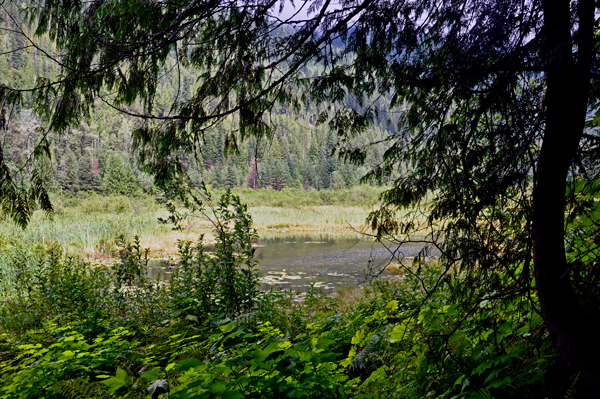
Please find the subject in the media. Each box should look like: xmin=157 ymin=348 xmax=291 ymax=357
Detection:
xmin=253 ymin=233 xmax=430 ymax=291
xmin=148 ymin=233 xmax=436 ymax=292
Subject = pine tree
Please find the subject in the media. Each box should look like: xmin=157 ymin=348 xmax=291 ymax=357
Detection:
xmin=77 ymin=149 xmax=101 ymax=191
xmin=225 ymin=164 xmax=239 ymax=189
xmin=103 ymin=153 xmax=139 ymax=195
xmin=62 ymin=149 xmax=80 ymax=191
xmin=269 ymin=135 xmax=284 ymax=160
xmin=278 ymin=159 xmax=292 ymax=190
xmin=260 ymin=161 xmax=272 ymax=189
xmin=287 ymin=155 xmax=299 ymax=183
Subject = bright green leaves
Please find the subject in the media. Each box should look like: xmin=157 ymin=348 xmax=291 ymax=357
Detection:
xmin=99 ymin=367 xmax=131 ymax=394
xmin=208 ymin=379 xmax=227 ymax=394
xmin=0 ymin=326 xmax=138 ymax=399
xmin=0 ymin=265 xmax=560 ymax=399
xmin=176 ymin=358 xmax=204 ymax=373
xmin=337 ymin=288 xmax=551 ymax=399
xmin=168 ymin=325 xmax=350 ymax=399
xmin=140 ymin=368 xmax=161 ymax=381
xmin=565 ymin=177 xmax=600 ymax=281
xmin=389 ymin=321 xmax=409 ymax=342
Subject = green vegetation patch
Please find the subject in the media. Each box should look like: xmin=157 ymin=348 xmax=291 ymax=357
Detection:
xmin=0 ymin=191 xmax=576 ymax=399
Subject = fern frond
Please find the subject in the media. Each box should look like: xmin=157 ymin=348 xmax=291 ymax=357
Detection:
xmin=564 ymin=373 xmax=580 ymax=399
xmin=350 ymin=334 xmax=381 ymax=370
xmin=53 ymin=378 xmax=107 ymax=399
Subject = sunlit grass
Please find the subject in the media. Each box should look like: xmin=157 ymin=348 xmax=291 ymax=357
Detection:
xmin=249 ymin=206 xmax=372 ymax=231
xmin=0 ymin=190 xmax=384 ymax=260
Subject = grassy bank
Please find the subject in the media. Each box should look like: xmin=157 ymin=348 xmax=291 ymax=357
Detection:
xmin=250 ymin=205 xmax=371 ymax=231
xmin=0 ymin=187 xmax=382 ymax=260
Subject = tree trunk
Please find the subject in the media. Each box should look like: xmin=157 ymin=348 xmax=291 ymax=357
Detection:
xmin=533 ymin=0 xmax=600 ymax=393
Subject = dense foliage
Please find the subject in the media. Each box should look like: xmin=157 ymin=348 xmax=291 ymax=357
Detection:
xmin=0 ymin=191 xmax=573 ymax=398
xmin=2 ymin=0 xmax=600 ymax=393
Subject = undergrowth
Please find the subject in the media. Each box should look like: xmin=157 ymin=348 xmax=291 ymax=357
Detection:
xmin=0 ymin=189 xmax=577 ymax=398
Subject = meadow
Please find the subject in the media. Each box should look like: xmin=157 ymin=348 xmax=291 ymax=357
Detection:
xmin=0 ymin=186 xmax=383 ymax=261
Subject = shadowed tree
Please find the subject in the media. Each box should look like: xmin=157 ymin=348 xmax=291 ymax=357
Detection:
xmin=331 ymin=0 xmax=600 ymax=393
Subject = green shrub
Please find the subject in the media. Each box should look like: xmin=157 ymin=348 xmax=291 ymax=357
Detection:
xmin=167 ymin=322 xmax=353 ymax=399
xmin=223 ymin=185 xmax=384 ymax=208
xmin=0 ymin=265 xmax=568 ymax=399
xmin=0 ymin=246 xmax=109 ymax=334
xmin=0 ymin=186 xmax=573 ymax=399
xmin=166 ymin=186 xmax=259 ymax=318
xmin=0 ymin=325 xmax=139 ymax=399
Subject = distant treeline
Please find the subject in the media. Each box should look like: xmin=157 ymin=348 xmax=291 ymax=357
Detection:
xmin=1 ymin=3 xmax=400 ymax=196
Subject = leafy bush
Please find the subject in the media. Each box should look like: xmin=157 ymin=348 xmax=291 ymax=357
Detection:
xmin=0 ymin=325 xmax=140 ymax=399
xmin=1 ymin=266 xmax=570 ymax=399
xmin=166 ymin=186 xmax=259 ymax=318
xmin=167 ymin=322 xmax=353 ymax=399
xmin=0 ymin=245 xmax=113 ymax=335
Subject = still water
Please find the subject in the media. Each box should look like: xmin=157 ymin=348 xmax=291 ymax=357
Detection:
xmin=254 ymin=233 xmax=426 ymax=291
xmin=149 ymin=233 xmax=433 ymax=292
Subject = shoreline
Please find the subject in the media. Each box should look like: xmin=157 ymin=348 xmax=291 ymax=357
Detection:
xmin=0 ymin=199 xmax=377 ymax=262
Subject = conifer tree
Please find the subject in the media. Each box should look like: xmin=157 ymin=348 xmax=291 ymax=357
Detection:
xmin=61 ymin=149 xmax=79 ymax=192
xmin=103 ymin=153 xmax=138 ymax=196
xmin=259 ymin=161 xmax=272 ymax=189
xmin=77 ymin=149 xmax=100 ymax=192
xmin=225 ymin=164 xmax=239 ymax=189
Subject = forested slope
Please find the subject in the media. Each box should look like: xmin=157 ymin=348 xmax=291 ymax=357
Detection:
xmin=0 ymin=4 xmax=398 ymax=195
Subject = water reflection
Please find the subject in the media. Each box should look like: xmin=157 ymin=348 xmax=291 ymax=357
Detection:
xmin=254 ymin=233 xmax=425 ymax=291
xmin=148 ymin=233 xmax=434 ymax=292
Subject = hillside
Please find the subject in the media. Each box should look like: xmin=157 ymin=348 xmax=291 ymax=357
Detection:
xmin=0 ymin=4 xmax=399 ymax=196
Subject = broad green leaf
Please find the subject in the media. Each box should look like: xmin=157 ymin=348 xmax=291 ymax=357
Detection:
xmin=390 ymin=323 xmax=408 ymax=342
xmin=165 ymin=362 xmax=177 ymax=372
xmin=351 ymin=330 xmax=366 ymax=345
xmin=223 ymin=391 xmax=245 ymax=399
xmin=100 ymin=367 xmax=131 ymax=392
xmin=177 ymin=358 xmax=203 ymax=372
xmin=141 ymin=368 xmax=161 ymax=381
xmin=386 ymin=300 xmax=399 ymax=311
xmin=209 ymin=380 xmax=227 ymax=394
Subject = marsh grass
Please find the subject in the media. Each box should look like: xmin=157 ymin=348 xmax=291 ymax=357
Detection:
xmin=0 ymin=208 xmax=168 ymax=256
xmin=0 ymin=187 xmax=384 ymax=261
xmin=249 ymin=205 xmax=372 ymax=231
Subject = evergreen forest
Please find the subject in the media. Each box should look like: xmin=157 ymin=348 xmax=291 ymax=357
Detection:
xmin=0 ymin=2 xmax=396 ymax=196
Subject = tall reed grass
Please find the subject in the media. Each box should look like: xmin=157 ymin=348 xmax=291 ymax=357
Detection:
xmin=0 ymin=186 xmax=384 ymax=261
xmin=249 ymin=206 xmax=371 ymax=230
